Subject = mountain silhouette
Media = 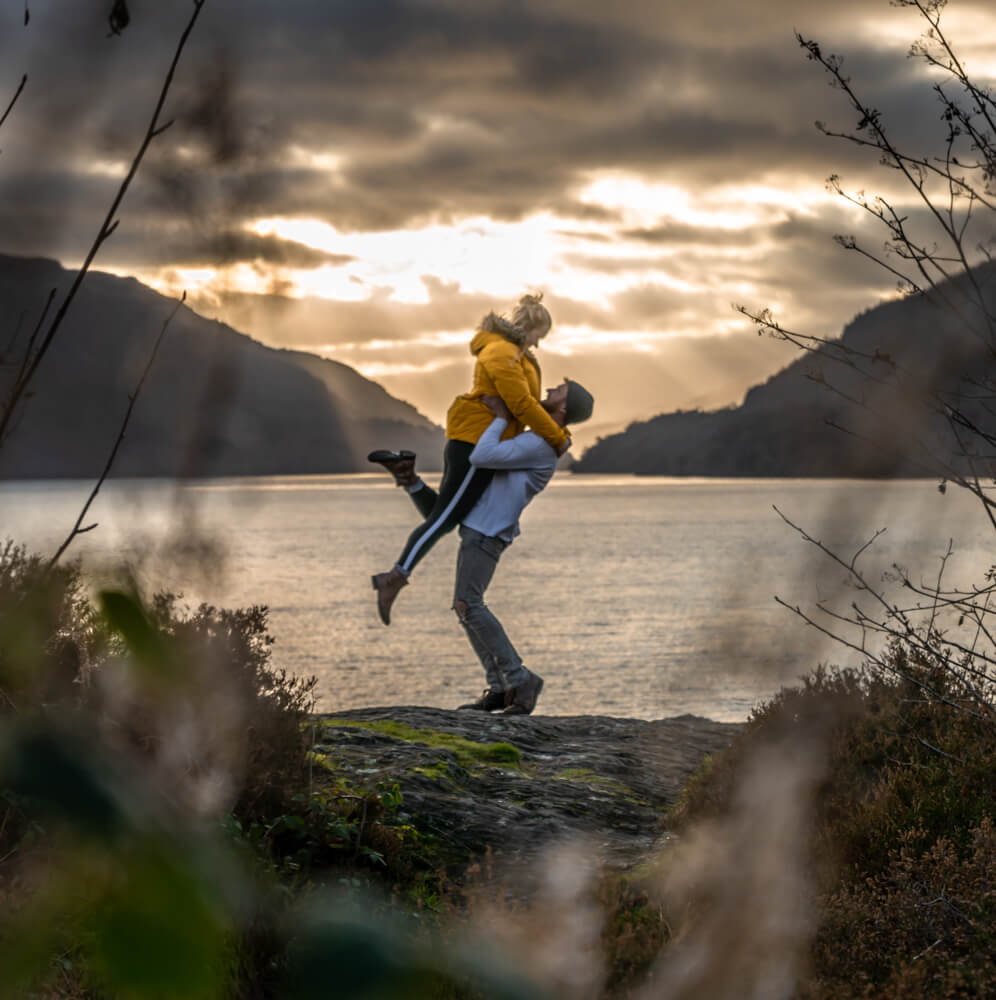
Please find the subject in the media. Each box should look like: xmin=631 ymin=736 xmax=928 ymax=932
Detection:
xmin=575 ymin=262 xmax=996 ymax=477
xmin=0 ymin=255 xmax=444 ymax=478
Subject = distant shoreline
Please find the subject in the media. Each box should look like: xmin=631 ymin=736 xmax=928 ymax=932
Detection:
xmin=0 ymin=470 xmax=945 ymax=483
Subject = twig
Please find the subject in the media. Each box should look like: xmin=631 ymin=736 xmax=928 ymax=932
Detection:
xmin=917 ymin=893 xmax=975 ymax=927
xmin=773 ymin=504 xmax=996 ymax=718
xmin=928 ymin=541 xmax=954 ymax=634
xmin=14 ymin=288 xmax=55 ymax=379
xmin=1 ymin=310 xmax=26 ymax=362
xmin=913 ymin=736 xmax=964 ymax=763
xmin=45 ymin=293 xmax=185 ymax=571
xmin=0 ymin=288 xmax=56 ymax=448
xmin=0 ymin=74 xmax=26 ymax=134
xmin=850 ymin=526 xmax=887 ymax=572
xmin=912 ymin=937 xmax=943 ymax=962
xmin=0 ymin=1 xmax=207 ymax=450
xmin=775 ymin=594 xmax=992 ymax=721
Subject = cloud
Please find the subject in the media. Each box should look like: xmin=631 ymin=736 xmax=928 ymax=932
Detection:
xmin=1 ymin=0 xmax=920 ymax=241
xmin=2 ymin=0 xmax=994 ymax=432
xmin=621 ymin=223 xmax=756 ymax=247
xmin=2 ymin=1 xmax=979 ymax=244
xmin=140 ymin=231 xmax=354 ymax=269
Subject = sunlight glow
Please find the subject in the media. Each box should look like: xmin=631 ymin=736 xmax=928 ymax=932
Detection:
xmin=861 ymin=6 xmax=996 ymax=59
xmin=284 ymin=145 xmax=346 ymax=172
xmin=707 ymin=182 xmax=840 ymax=217
xmin=577 ymin=174 xmax=760 ymax=229
xmin=115 ymin=264 xmax=286 ymax=302
xmin=252 ymin=214 xmax=570 ymax=301
xmin=347 ymin=357 xmax=462 ymax=378
xmin=288 ymin=266 xmax=372 ymax=302
xmin=544 ymin=326 xmax=682 ymax=352
xmin=579 ymin=174 xmax=846 ymax=234
xmin=319 ymin=332 xmax=471 ymax=354
xmin=853 ymin=6 xmax=996 ymax=85
xmin=155 ymin=267 xmax=219 ymax=296
xmin=84 ymin=159 xmax=127 ymax=178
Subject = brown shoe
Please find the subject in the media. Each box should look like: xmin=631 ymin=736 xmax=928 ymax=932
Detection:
xmin=458 ymin=688 xmax=506 ymax=711
xmin=367 ymin=450 xmax=418 ymax=488
xmin=502 ymin=671 xmax=544 ymax=715
xmin=371 ymin=567 xmax=408 ymax=625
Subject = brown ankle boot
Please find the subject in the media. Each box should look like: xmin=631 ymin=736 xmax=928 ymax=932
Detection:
xmin=371 ymin=567 xmax=408 ymax=625
xmin=458 ymin=688 xmax=507 ymax=711
xmin=502 ymin=671 xmax=544 ymax=715
xmin=367 ymin=450 xmax=417 ymax=488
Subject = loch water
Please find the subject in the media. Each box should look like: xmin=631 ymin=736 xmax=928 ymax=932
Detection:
xmin=1 ymin=474 xmax=988 ymax=721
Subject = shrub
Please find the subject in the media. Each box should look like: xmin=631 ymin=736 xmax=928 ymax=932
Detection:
xmin=0 ymin=543 xmax=322 ymax=995
xmin=598 ymin=876 xmax=669 ymax=996
xmin=0 ymin=540 xmax=103 ymax=711
xmin=674 ymin=646 xmax=996 ymax=998
xmin=146 ymin=594 xmax=316 ymax=825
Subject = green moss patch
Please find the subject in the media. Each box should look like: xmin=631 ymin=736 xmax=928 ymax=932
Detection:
xmin=553 ymin=766 xmax=641 ymax=799
xmin=323 ymin=718 xmax=522 ymax=771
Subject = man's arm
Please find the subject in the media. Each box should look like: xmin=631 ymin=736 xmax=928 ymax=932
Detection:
xmin=470 ymin=417 xmax=557 ymax=470
xmin=478 ymin=341 xmax=569 ymax=452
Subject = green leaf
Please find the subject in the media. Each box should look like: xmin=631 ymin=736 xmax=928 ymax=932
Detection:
xmin=285 ymin=905 xmax=549 ymax=1000
xmin=91 ymin=839 xmax=230 ymax=999
xmin=285 ymin=910 xmax=432 ymax=999
xmin=99 ymin=590 xmax=170 ymax=675
xmin=0 ymin=722 xmax=122 ymax=838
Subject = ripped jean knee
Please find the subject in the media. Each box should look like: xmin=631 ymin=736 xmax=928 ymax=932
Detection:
xmin=454 ymin=598 xmax=488 ymax=625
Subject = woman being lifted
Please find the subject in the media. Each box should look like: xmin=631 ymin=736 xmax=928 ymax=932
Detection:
xmin=369 ymin=293 xmax=569 ymax=624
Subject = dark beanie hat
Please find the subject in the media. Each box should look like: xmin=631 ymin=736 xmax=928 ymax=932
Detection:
xmin=564 ymin=380 xmax=594 ymax=425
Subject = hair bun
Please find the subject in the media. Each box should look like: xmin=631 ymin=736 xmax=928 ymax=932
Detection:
xmin=511 ymin=292 xmax=551 ymax=335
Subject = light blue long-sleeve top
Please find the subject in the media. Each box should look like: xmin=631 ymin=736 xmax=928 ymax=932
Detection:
xmin=462 ymin=417 xmax=557 ymax=543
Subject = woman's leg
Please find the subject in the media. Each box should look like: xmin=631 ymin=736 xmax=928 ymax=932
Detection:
xmin=395 ymin=440 xmax=494 ymax=577
xmin=405 ymin=481 xmax=437 ymax=519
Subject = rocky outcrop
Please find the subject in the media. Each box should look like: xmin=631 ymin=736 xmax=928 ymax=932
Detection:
xmin=313 ymin=707 xmax=740 ymax=871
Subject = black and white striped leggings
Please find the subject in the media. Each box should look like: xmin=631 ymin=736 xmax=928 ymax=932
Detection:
xmin=395 ymin=439 xmax=495 ymax=577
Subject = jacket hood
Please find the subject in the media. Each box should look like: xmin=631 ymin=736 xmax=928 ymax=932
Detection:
xmin=471 ymin=312 xmax=527 ymax=354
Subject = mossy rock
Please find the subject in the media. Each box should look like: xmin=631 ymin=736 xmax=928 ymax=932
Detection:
xmin=311 ymin=706 xmax=739 ymax=878
xmin=323 ymin=717 xmax=522 ymax=772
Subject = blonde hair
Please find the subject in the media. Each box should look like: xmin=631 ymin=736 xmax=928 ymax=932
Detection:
xmin=511 ymin=292 xmax=551 ymax=336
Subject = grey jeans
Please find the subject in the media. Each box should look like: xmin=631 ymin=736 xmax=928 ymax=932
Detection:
xmin=452 ymin=525 xmax=529 ymax=691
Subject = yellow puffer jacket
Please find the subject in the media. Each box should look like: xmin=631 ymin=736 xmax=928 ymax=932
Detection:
xmin=445 ymin=314 xmax=569 ymax=450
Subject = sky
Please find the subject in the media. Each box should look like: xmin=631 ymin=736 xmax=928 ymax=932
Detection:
xmin=3 ymin=0 xmax=996 ymax=450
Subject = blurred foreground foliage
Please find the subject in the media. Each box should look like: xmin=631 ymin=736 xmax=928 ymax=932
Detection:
xmin=5 ymin=536 xmax=996 ymax=998
xmin=0 ymin=541 xmax=545 ymax=1000
xmin=677 ymin=648 xmax=996 ymax=999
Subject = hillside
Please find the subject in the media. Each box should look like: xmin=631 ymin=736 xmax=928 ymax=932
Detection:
xmin=0 ymin=255 xmax=445 ymax=478
xmin=576 ymin=262 xmax=996 ymax=476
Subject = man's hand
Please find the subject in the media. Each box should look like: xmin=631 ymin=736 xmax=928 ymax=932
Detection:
xmin=556 ymin=435 xmax=571 ymax=457
xmin=481 ymin=394 xmax=513 ymax=421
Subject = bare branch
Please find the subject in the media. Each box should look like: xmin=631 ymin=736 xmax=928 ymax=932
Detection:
xmin=0 ymin=0 xmax=207 ymax=450
xmin=46 ymin=294 xmax=186 ymax=572
xmin=0 ymin=74 xmax=27 ymax=134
